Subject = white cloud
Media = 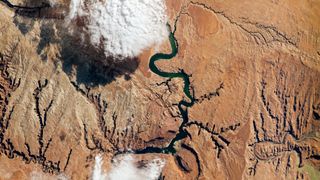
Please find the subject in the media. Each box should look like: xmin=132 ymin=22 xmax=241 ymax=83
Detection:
xmin=30 ymin=171 xmax=69 ymax=180
xmin=68 ymin=0 xmax=168 ymax=58
xmin=68 ymin=0 xmax=84 ymax=20
xmin=92 ymin=154 xmax=165 ymax=180
xmin=92 ymin=155 xmax=107 ymax=180
xmin=48 ymin=0 xmax=57 ymax=7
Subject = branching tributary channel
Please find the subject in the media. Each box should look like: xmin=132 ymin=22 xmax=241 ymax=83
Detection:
xmin=0 ymin=0 xmax=195 ymax=154
xmin=134 ymin=24 xmax=195 ymax=154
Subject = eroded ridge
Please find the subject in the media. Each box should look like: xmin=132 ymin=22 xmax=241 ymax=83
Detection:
xmin=0 ymin=0 xmax=66 ymax=19
xmin=0 ymin=52 xmax=72 ymax=173
xmin=248 ymin=58 xmax=320 ymax=177
xmin=70 ymin=82 xmax=149 ymax=154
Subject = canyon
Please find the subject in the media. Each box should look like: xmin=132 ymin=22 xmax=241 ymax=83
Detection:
xmin=0 ymin=0 xmax=319 ymax=179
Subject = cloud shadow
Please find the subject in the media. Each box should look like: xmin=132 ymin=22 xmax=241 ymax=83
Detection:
xmin=38 ymin=22 xmax=140 ymax=87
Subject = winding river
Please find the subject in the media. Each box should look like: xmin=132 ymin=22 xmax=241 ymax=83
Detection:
xmin=135 ymin=24 xmax=195 ymax=154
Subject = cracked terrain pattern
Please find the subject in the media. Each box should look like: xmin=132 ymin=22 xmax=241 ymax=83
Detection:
xmin=0 ymin=0 xmax=320 ymax=179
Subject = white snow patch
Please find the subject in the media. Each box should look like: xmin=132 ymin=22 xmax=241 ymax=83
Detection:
xmin=92 ymin=154 xmax=165 ymax=180
xmin=68 ymin=0 xmax=168 ymax=58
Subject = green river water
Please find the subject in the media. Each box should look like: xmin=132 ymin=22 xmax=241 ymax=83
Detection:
xmin=135 ymin=24 xmax=195 ymax=154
